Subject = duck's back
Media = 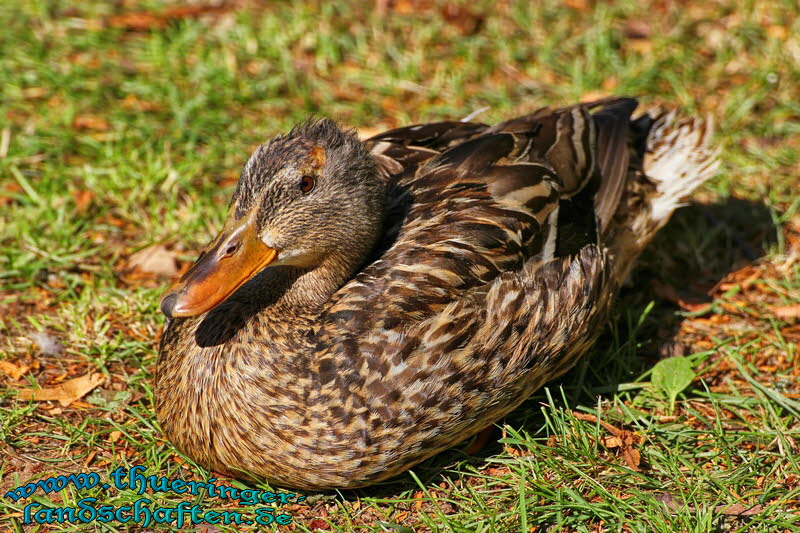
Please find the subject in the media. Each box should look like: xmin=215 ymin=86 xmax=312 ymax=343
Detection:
xmin=325 ymin=98 xmax=640 ymax=333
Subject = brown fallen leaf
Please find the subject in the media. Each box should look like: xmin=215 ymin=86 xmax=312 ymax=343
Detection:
xmin=106 ymin=3 xmax=233 ymax=32
xmin=656 ymin=492 xmax=685 ymax=511
xmin=109 ymin=12 xmax=165 ymax=30
xmin=711 ymin=264 xmax=762 ymax=294
xmin=623 ymin=20 xmax=651 ymax=39
xmin=17 ymin=373 xmax=105 ymax=407
xmin=307 ymin=519 xmax=330 ymax=531
xmin=563 ymin=0 xmax=589 ymax=10
xmin=0 ymin=182 xmax=23 ymax=207
xmin=767 ymin=25 xmax=787 ymax=41
xmin=72 ymin=115 xmax=110 ymax=131
xmin=413 ymin=490 xmax=423 ymax=511
xmin=715 ymin=503 xmax=764 ymax=516
xmin=127 ymin=244 xmax=178 ymax=277
xmin=771 ymin=304 xmax=800 ymax=319
xmin=0 ymin=360 xmax=31 ymax=380
xmin=120 ymin=94 xmax=162 ymax=112
xmin=72 ymin=189 xmax=95 ymax=214
xmin=623 ymin=447 xmax=641 ymax=471
xmin=391 ymin=0 xmax=417 ymax=15
xmin=574 ymin=412 xmax=643 ymax=471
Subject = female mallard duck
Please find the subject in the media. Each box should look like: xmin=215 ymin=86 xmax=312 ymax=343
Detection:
xmin=156 ymin=98 xmax=717 ymax=490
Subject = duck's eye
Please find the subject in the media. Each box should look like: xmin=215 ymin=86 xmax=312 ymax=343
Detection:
xmin=300 ymin=175 xmax=315 ymax=194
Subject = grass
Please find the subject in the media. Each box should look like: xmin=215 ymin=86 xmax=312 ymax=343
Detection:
xmin=1 ymin=0 xmax=799 ymax=531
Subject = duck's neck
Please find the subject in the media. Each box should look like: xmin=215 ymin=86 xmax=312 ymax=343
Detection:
xmin=229 ymin=247 xmax=366 ymax=322
xmin=265 ymin=251 xmax=362 ymax=314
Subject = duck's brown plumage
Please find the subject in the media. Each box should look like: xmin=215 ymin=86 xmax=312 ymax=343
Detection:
xmin=155 ymin=98 xmax=718 ymax=489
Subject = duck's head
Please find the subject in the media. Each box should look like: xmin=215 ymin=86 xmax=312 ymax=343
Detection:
xmin=160 ymin=119 xmax=386 ymax=318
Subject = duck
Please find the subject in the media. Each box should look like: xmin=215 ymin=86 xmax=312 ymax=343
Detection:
xmin=155 ymin=97 xmax=718 ymax=490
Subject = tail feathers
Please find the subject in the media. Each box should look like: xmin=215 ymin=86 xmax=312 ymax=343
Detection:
xmin=606 ymin=107 xmax=719 ymax=284
xmin=644 ymin=110 xmax=720 ymax=225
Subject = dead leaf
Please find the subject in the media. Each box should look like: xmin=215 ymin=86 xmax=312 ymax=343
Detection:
xmin=771 ymin=304 xmax=800 ymax=319
xmin=72 ymin=115 xmax=110 ymax=131
xmin=127 ymin=244 xmax=178 ymax=277
xmin=657 ymin=492 xmax=685 ymax=511
xmin=108 ymin=430 xmax=122 ymax=443
xmin=484 ymin=466 xmax=510 ymax=477
xmin=17 ymin=373 xmax=105 ymax=407
xmin=622 ymin=447 xmax=641 ymax=471
xmin=120 ymin=94 xmax=162 ymax=112
xmin=413 ymin=490 xmax=423 ymax=511
xmin=623 ymin=20 xmax=651 ymax=39
xmin=106 ymin=4 xmax=233 ymax=32
xmin=716 ymin=503 xmax=764 ymax=516
xmin=109 ymin=12 xmax=165 ymax=30
xmin=574 ymin=412 xmax=642 ymax=471
xmin=0 ymin=360 xmax=31 ymax=380
xmin=392 ymin=0 xmax=417 ymax=15
xmin=767 ymin=25 xmax=787 ymax=41
xmin=563 ymin=0 xmax=589 ymax=10
xmin=0 ymin=182 xmax=22 ymax=208
xmin=308 ymin=519 xmax=330 ymax=531
xmin=72 ymin=189 xmax=94 ymax=214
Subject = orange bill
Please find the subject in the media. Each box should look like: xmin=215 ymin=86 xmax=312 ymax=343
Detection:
xmin=159 ymin=214 xmax=278 ymax=318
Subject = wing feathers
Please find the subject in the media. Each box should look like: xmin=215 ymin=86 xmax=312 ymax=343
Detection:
xmin=336 ymin=100 xmax=645 ymax=335
xmin=591 ymin=98 xmax=638 ymax=232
